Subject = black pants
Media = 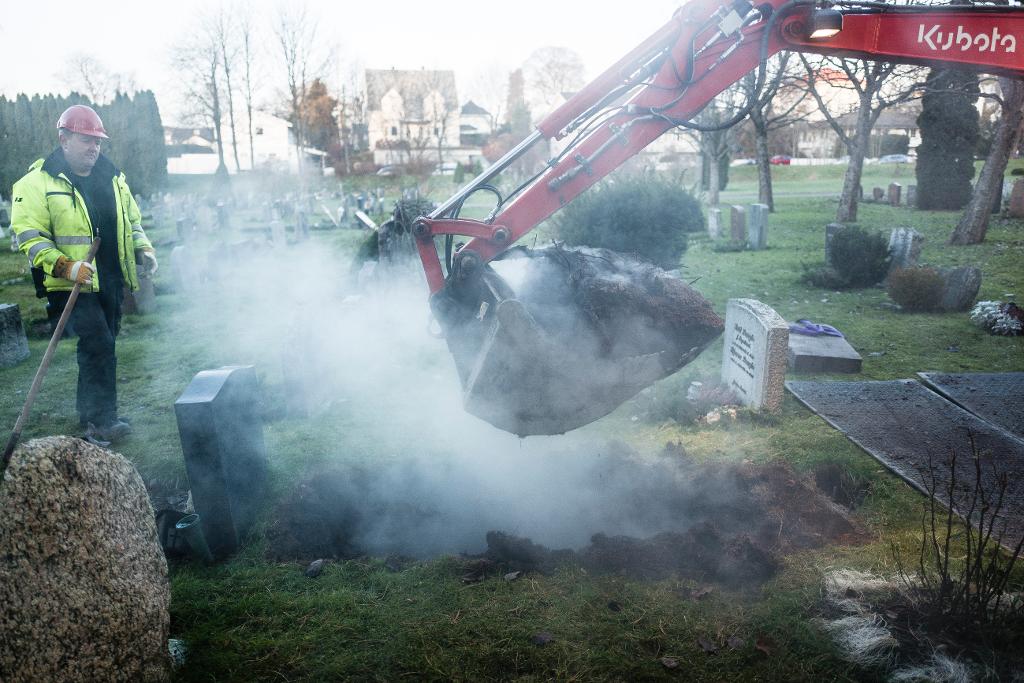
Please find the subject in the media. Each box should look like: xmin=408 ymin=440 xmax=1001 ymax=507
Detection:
xmin=48 ymin=283 xmax=123 ymax=427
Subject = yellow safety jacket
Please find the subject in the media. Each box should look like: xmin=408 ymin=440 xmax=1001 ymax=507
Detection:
xmin=10 ymin=152 xmax=153 ymax=293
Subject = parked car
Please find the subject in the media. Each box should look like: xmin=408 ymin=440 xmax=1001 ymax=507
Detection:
xmin=730 ymin=158 xmax=756 ymax=166
xmin=432 ymin=162 xmax=458 ymax=176
xmin=375 ymin=165 xmax=398 ymax=176
xmin=879 ymin=154 xmax=912 ymax=164
xmin=769 ymin=155 xmax=792 ymax=165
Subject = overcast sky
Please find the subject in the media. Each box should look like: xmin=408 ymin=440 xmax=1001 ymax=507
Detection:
xmin=0 ymin=0 xmax=681 ymax=124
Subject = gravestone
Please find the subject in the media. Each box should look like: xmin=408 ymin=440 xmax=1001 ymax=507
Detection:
xmin=887 ymin=183 xmax=902 ymax=207
xmin=872 ymin=187 xmax=884 ymax=201
xmin=0 ymin=303 xmax=30 ymax=368
xmin=215 ymin=201 xmax=230 ymax=231
xmin=858 ymin=185 xmax=864 ymax=200
xmin=887 ymin=227 xmax=923 ymax=272
xmin=788 ymin=333 xmax=862 ymax=374
xmin=175 ymin=217 xmax=188 ymax=242
xmin=295 ymin=210 xmax=309 ymax=241
xmin=270 ymin=219 xmax=287 ymax=248
xmin=0 ymin=207 xmax=9 ymax=228
xmin=1010 ymin=179 xmax=1024 ymax=218
xmin=170 ymin=245 xmax=202 ymax=291
xmin=195 ymin=205 xmax=215 ymax=232
xmin=174 ymin=365 xmax=268 ymax=560
xmin=825 ymin=223 xmax=845 ymax=266
xmin=720 ymin=298 xmax=788 ymax=412
xmin=938 ymin=266 xmax=982 ymax=312
xmin=0 ymin=436 xmax=170 ymax=682
xmin=337 ymin=206 xmax=346 ymax=226
xmin=906 ymin=185 xmax=917 ymax=207
xmin=707 ymin=207 xmax=722 ymax=239
xmin=747 ymin=203 xmax=769 ymax=250
xmin=123 ymin=274 xmax=156 ymax=315
xmin=355 ymin=210 xmax=377 ymax=230
xmin=729 ymin=205 xmax=746 ymax=243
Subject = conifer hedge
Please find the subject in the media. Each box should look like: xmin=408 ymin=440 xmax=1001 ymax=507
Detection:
xmin=915 ymin=69 xmax=979 ymax=210
xmin=0 ymin=91 xmax=167 ymax=198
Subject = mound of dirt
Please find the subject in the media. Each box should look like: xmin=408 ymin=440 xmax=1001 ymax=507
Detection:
xmin=503 ymin=245 xmax=724 ymax=362
xmin=266 ymin=443 xmax=870 ymax=586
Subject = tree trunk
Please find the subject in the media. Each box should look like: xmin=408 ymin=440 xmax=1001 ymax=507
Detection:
xmin=221 ymin=50 xmax=242 ymax=173
xmin=708 ymin=153 xmax=721 ymax=207
xmin=754 ymin=120 xmax=774 ymax=211
xmin=950 ymin=79 xmax=1024 ymax=245
xmin=836 ymin=110 xmax=871 ymax=222
xmin=210 ymin=63 xmax=228 ymax=176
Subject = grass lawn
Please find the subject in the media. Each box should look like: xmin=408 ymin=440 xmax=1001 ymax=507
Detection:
xmin=2 ymin=163 xmax=1023 ymax=681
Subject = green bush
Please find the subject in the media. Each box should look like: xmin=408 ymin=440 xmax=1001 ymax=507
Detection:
xmin=830 ymin=227 xmax=891 ymax=288
xmin=879 ymin=133 xmax=909 ymax=156
xmin=887 ymin=266 xmax=945 ymax=312
xmin=553 ymin=174 xmax=699 ymax=269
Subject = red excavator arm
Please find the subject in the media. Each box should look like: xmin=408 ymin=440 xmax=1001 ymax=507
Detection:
xmin=414 ymin=0 xmax=1024 ymax=436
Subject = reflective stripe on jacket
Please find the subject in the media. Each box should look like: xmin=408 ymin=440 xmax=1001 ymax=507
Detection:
xmin=10 ymin=156 xmax=153 ymax=293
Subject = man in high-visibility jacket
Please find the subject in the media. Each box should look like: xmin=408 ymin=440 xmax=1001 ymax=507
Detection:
xmin=10 ymin=104 xmax=157 ymax=443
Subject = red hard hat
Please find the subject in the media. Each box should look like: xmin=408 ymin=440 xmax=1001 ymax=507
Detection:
xmin=57 ymin=105 xmax=109 ymax=139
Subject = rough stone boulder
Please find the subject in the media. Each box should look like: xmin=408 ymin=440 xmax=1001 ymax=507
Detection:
xmin=0 ymin=436 xmax=170 ymax=682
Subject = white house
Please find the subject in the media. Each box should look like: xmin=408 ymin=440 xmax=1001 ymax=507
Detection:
xmin=164 ymin=111 xmax=327 ymax=175
xmin=365 ymin=69 xmax=485 ymax=169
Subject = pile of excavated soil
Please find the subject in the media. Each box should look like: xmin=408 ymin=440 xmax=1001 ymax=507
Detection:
xmin=266 ymin=443 xmax=870 ymax=584
xmin=499 ymin=245 xmax=724 ymax=362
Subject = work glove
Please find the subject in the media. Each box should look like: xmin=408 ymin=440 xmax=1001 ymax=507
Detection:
xmin=53 ymin=255 xmax=94 ymax=286
xmin=136 ymin=248 xmax=158 ymax=276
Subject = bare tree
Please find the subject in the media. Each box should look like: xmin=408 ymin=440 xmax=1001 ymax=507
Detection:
xmin=237 ymin=4 xmax=259 ymax=170
xmin=59 ymin=53 xmax=136 ymax=104
xmin=467 ymin=63 xmax=509 ymax=132
xmin=798 ymin=56 xmax=922 ymax=222
xmin=211 ymin=8 xmax=242 ymax=173
xmin=171 ymin=28 xmax=228 ymax=176
xmin=950 ymin=78 xmax=1024 ymax=245
xmin=686 ymin=85 xmax=746 ymax=207
xmin=742 ymin=53 xmax=812 ymax=212
xmin=274 ymin=3 xmax=330 ymax=179
xmin=522 ymin=46 xmax=586 ymax=120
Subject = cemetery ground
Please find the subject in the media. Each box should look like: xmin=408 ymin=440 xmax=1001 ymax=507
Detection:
xmin=1 ymin=163 xmax=1023 ymax=681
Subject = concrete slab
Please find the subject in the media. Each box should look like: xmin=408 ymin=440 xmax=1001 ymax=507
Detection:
xmin=788 ymin=334 xmax=862 ymax=374
xmin=786 ymin=379 xmax=1024 ymax=548
xmin=918 ymin=372 xmax=1024 ymax=440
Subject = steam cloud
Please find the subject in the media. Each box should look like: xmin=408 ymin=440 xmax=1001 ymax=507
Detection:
xmin=169 ymin=238 xmax=720 ymax=558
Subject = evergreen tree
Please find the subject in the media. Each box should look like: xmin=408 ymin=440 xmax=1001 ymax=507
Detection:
xmin=915 ymin=69 xmax=979 ymax=210
xmin=1 ymin=90 xmax=166 ymax=197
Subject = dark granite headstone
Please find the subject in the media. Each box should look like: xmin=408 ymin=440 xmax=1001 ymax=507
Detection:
xmin=872 ymin=187 xmax=884 ymax=201
xmin=747 ymin=203 xmax=769 ymax=250
xmin=938 ymin=266 xmax=982 ymax=312
xmin=174 ymin=366 xmax=268 ymax=559
xmin=887 ymin=183 xmax=901 ymax=207
xmin=0 ymin=207 xmax=10 ymax=228
xmin=0 ymin=303 xmax=30 ymax=368
xmin=1009 ymin=179 xmax=1024 ymax=218
xmin=729 ymin=205 xmax=746 ymax=243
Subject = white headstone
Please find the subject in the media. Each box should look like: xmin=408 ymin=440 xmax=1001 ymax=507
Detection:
xmin=707 ymin=207 xmax=722 ymax=240
xmin=721 ymin=298 xmax=789 ymax=412
xmin=888 ymin=227 xmax=923 ymax=272
xmin=170 ymin=245 xmax=202 ymax=291
xmin=747 ymin=203 xmax=769 ymax=250
xmin=270 ymin=220 xmax=287 ymax=248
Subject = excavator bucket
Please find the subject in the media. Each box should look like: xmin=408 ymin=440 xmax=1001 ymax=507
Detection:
xmin=431 ymin=246 xmax=724 ymax=436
